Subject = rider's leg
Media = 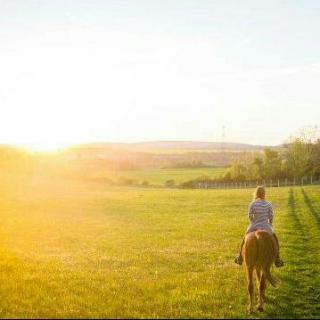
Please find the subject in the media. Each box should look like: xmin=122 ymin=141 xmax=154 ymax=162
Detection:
xmin=234 ymin=237 xmax=245 ymax=265
xmin=273 ymin=233 xmax=284 ymax=267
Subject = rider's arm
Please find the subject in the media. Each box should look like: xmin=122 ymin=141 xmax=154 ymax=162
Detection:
xmin=248 ymin=202 xmax=254 ymax=222
xmin=269 ymin=203 xmax=274 ymax=226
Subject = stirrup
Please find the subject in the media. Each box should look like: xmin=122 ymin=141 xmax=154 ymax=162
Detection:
xmin=234 ymin=256 xmax=243 ymax=265
xmin=275 ymin=258 xmax=284 ymax=268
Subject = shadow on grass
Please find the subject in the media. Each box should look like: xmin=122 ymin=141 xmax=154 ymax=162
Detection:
xmin=287 ymin=188 xmax=307 ymax=238
xmin=301 ymin=188 xmax=320 ymax=228
xmin=263 ymin=188 xmax=317 ymax=319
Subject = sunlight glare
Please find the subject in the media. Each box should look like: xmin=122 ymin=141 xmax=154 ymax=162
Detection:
xmin=23 ymin=141 xmax=69 ymax=152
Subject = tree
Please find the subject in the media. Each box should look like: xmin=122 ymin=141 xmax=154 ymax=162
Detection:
xmin=310 ymin=139 xmax=320 ymax=180
xmin=286 ymin=138 xmax=312 ymax=179
xmin=229 ymin=162 xmax=247 ymax=181
xmin=141 ymin=180 xmax=149 ymax=186
xmin=165 ymin=179 xmax=176 ymax=187
xmin=263 ymin=149 xmax=282 ymax=179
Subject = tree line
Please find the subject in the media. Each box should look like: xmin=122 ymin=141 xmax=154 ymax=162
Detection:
xmin=181 ymin=135 xmax=320 ymax=188
xmin=224 ymin=138 xmax=320 ymax=182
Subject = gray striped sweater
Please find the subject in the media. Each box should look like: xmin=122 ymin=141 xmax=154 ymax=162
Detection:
xmin=246 ymin=199 xmax=274 ymax=234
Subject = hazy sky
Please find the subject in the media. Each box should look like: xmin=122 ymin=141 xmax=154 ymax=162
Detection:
xmin=1 ymin=0 xmax=320 ymax=150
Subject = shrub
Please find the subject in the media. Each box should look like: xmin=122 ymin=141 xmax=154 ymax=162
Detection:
xmin=165 ymin=179 xmax=176 ymax=187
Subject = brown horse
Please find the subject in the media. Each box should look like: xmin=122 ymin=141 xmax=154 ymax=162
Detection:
xmin=242 ymin=230 xmax=279 ymax=313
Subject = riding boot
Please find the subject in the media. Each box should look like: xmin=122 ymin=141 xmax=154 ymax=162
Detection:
xmin=273 ymin=233 xmax=284 ymax=267
xmin=234 ymin=238 xmax=245 ymax=265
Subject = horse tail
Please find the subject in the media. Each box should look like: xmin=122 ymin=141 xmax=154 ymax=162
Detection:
xmin=255 ymin=230 xmax=279 ymax=287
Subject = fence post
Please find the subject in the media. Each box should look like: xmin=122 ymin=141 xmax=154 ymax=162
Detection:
xmin=285 ymin=178 xmax=287 ymax=187
xmin=301 ymin=178 xmax=303 ymax=186
xmin=311 ymin=175 xmax=313 ymax=185
xmin=278 ymin=179 xmax=280 ymax=187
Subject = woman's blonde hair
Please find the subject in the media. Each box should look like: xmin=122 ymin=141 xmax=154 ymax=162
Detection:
xmin=254 ymin=185 xmax=266 ymax=200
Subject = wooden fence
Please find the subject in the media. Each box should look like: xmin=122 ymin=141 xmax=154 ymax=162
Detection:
xmin=195 ymin=177 xmax=319 ymax=189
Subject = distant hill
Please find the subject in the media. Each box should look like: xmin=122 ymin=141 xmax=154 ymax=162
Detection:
xmin=129 ymin=141 xmax=267 ymax=150
xmin=60 ymin=140 xmax=285 ymax=169
xmin=72 ymin=140 xmax=271 ymax=152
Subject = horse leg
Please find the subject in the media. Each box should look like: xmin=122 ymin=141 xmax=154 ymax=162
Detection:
xmin=255 ymin=268 xmax=263 ymax=307
xmin=257 ymin=274 xmax=266 ymax=312
xmin=256 ymin=267 xmax=262 ymax=283
xmin=246 ymin=266 xmax=254 ymax=313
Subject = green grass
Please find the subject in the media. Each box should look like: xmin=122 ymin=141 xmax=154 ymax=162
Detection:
xmin=0 ymin=173 xmax=319 ymax=318
xmin=109 ymin=167 xmax=226 ymax=185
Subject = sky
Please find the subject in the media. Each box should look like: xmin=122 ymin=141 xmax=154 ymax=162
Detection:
xmin=0 ymin=0 xmax=320 ymax=150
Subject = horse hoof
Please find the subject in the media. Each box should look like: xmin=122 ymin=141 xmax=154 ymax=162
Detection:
xmin=257 ymin=305 xmax=264 ymax=312
xmin=247 ymin=307 xmax=254 ymax=314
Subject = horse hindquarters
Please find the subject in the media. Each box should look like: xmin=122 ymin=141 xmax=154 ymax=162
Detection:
xmin=243 ymin=231 xmax=278 ymax=312
xmin=255 ymin=231 xmax=278 ymax=287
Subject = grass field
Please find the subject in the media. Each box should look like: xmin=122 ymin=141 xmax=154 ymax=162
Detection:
xmin=111 ymin=167 xmax=226 ymax=185
xmin=0 ymin=172 xmax=319 ymax=318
